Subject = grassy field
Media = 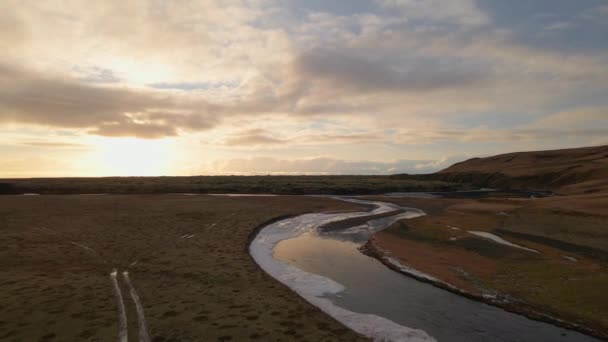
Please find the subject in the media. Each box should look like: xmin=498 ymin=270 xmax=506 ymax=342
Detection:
xmin=364 ymin=194 xmax=608 ymax=338
xmin=0 ymin=194 xmax=369 ymax=342
xmin=0 ymin=175 xmax=459 ymax=196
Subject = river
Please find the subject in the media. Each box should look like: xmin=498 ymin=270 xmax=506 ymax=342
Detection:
xmin=249 ymin=197 xmax=598 ymax=342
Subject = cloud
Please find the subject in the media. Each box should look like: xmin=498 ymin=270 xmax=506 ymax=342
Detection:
xmin=397 ymin=128 xmax=608 ymax=144
xmin=294 ymin=48 xmax=488 ymax=94
xmin=75 ymin=66 xmax=122 ymax=84
xmin=581 ymin=4 xmax=608 ymax=21
xmin=544 ymin=21 xmax=576 ymax=31
xmin=224 ymin=129 xmax=286 ymax=146
xmin=211 ymin=155 xmax=461 ymax=175
xmin=221 ymin=105 xmax=608 ymax=148
xmin=3 ymin=0 xmax=607 ymax=130
xmin=20 ymin=141 xmax=87 ymax=148
xmin=1 ymin=0 xmax=607 ymax=177
xmin=281 ymin=9 xmax=608 ymax=120
xmin=0 ymin=63 xmax=220 ymax=138
xmin=0 ymin=156 xmax=75 ymax=178
xmin=221 ymin=128 xmax=383 ymax=147
xmin=376 ymin=0 xmax=489 ymax=26
xmin=0 ymin=2 xmax=29 ymax=49
xmin=89 ymin=122 xmax=179 ymax=139
xmin=528 ymin=107 xmax=608 ymax=130
xmin=394 ymin=107 xmax=608 ymax=144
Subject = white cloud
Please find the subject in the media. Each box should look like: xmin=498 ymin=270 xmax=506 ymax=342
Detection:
xmin=209 ymin=155 xmax=461 ymax=175
xmin=544 ymin=21 xmax=576 ymax=31
xmin=375 ymin=0 xmax=489 ymax=26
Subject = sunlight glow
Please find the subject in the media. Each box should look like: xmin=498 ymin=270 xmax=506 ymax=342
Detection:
xmin=90 ymin=137 xmax=175 ymax=176
xmin=100 ymin=57 xmax=173 ymax=85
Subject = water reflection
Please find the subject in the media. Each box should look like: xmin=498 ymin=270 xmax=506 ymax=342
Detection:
xmin=273 ymin=202 xmax=597 ymax=342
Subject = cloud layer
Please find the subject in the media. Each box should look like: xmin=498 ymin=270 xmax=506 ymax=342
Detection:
xmin=211 ymin=156 xmax=464 ymax=175
xmin=0 ymin=0 xmax=607 ymax=176
xmin=0 ymin=63 xmax=221 ymax=138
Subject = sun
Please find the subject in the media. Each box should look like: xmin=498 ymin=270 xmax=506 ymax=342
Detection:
xmin=100 ymin=57 xmax=173 ymax=85
xmin=90 ymin=137 xmax=175 ymax=176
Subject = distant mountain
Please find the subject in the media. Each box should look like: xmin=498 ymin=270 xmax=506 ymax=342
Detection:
xmin=396 ymin=145 xmax=608 ymax=194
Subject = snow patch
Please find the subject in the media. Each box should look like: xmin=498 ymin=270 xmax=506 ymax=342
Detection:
xmin=384 ymin=256 xmax=440 ymax=283
xmin=562 ymin=255 xmax=578 ymax=262
xmin=375 ymin=246 xmax=462 ymax=292
xmin=468 ymin=231 xmax=539 ymax=253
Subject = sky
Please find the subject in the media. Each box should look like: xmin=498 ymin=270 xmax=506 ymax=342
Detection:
xmin=1 ymin=0 xmax=607 ymax=177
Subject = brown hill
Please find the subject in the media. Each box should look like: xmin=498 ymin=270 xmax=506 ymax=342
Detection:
xmin=391 ymin=145 xmax=608 ymax=194
xmin=436 ymin=145 xmax=608 ymax=194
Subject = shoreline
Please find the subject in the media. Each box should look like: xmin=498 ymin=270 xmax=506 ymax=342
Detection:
xmin=248 ymin=197 xmax=601 ymax=341
xmin=248 ymin=203 xmax=436 ymax=342
xmin=360 ymin=238 xmax=605 ymax=340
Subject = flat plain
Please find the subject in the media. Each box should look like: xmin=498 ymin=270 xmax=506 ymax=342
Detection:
xmin=0 ymin=194 xmax=368 ymax=342
xmin=0 ymin=175 xmax=458 ymax=196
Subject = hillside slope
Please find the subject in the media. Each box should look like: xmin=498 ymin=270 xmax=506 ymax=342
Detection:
xmin=438 ymin=145 xmax=608 ymax=193
xmin=431 ymin=145 xmax=608 ymax=194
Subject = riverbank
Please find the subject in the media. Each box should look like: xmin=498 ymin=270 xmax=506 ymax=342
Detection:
xmin=362 ymin=194 xmax=608 ymax=340
xmin=261 ymin=197 xmax=596 ymax=341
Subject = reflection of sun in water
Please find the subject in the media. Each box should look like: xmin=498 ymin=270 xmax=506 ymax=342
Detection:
xmin=91 ymin=137 xmax=174 ymax=176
